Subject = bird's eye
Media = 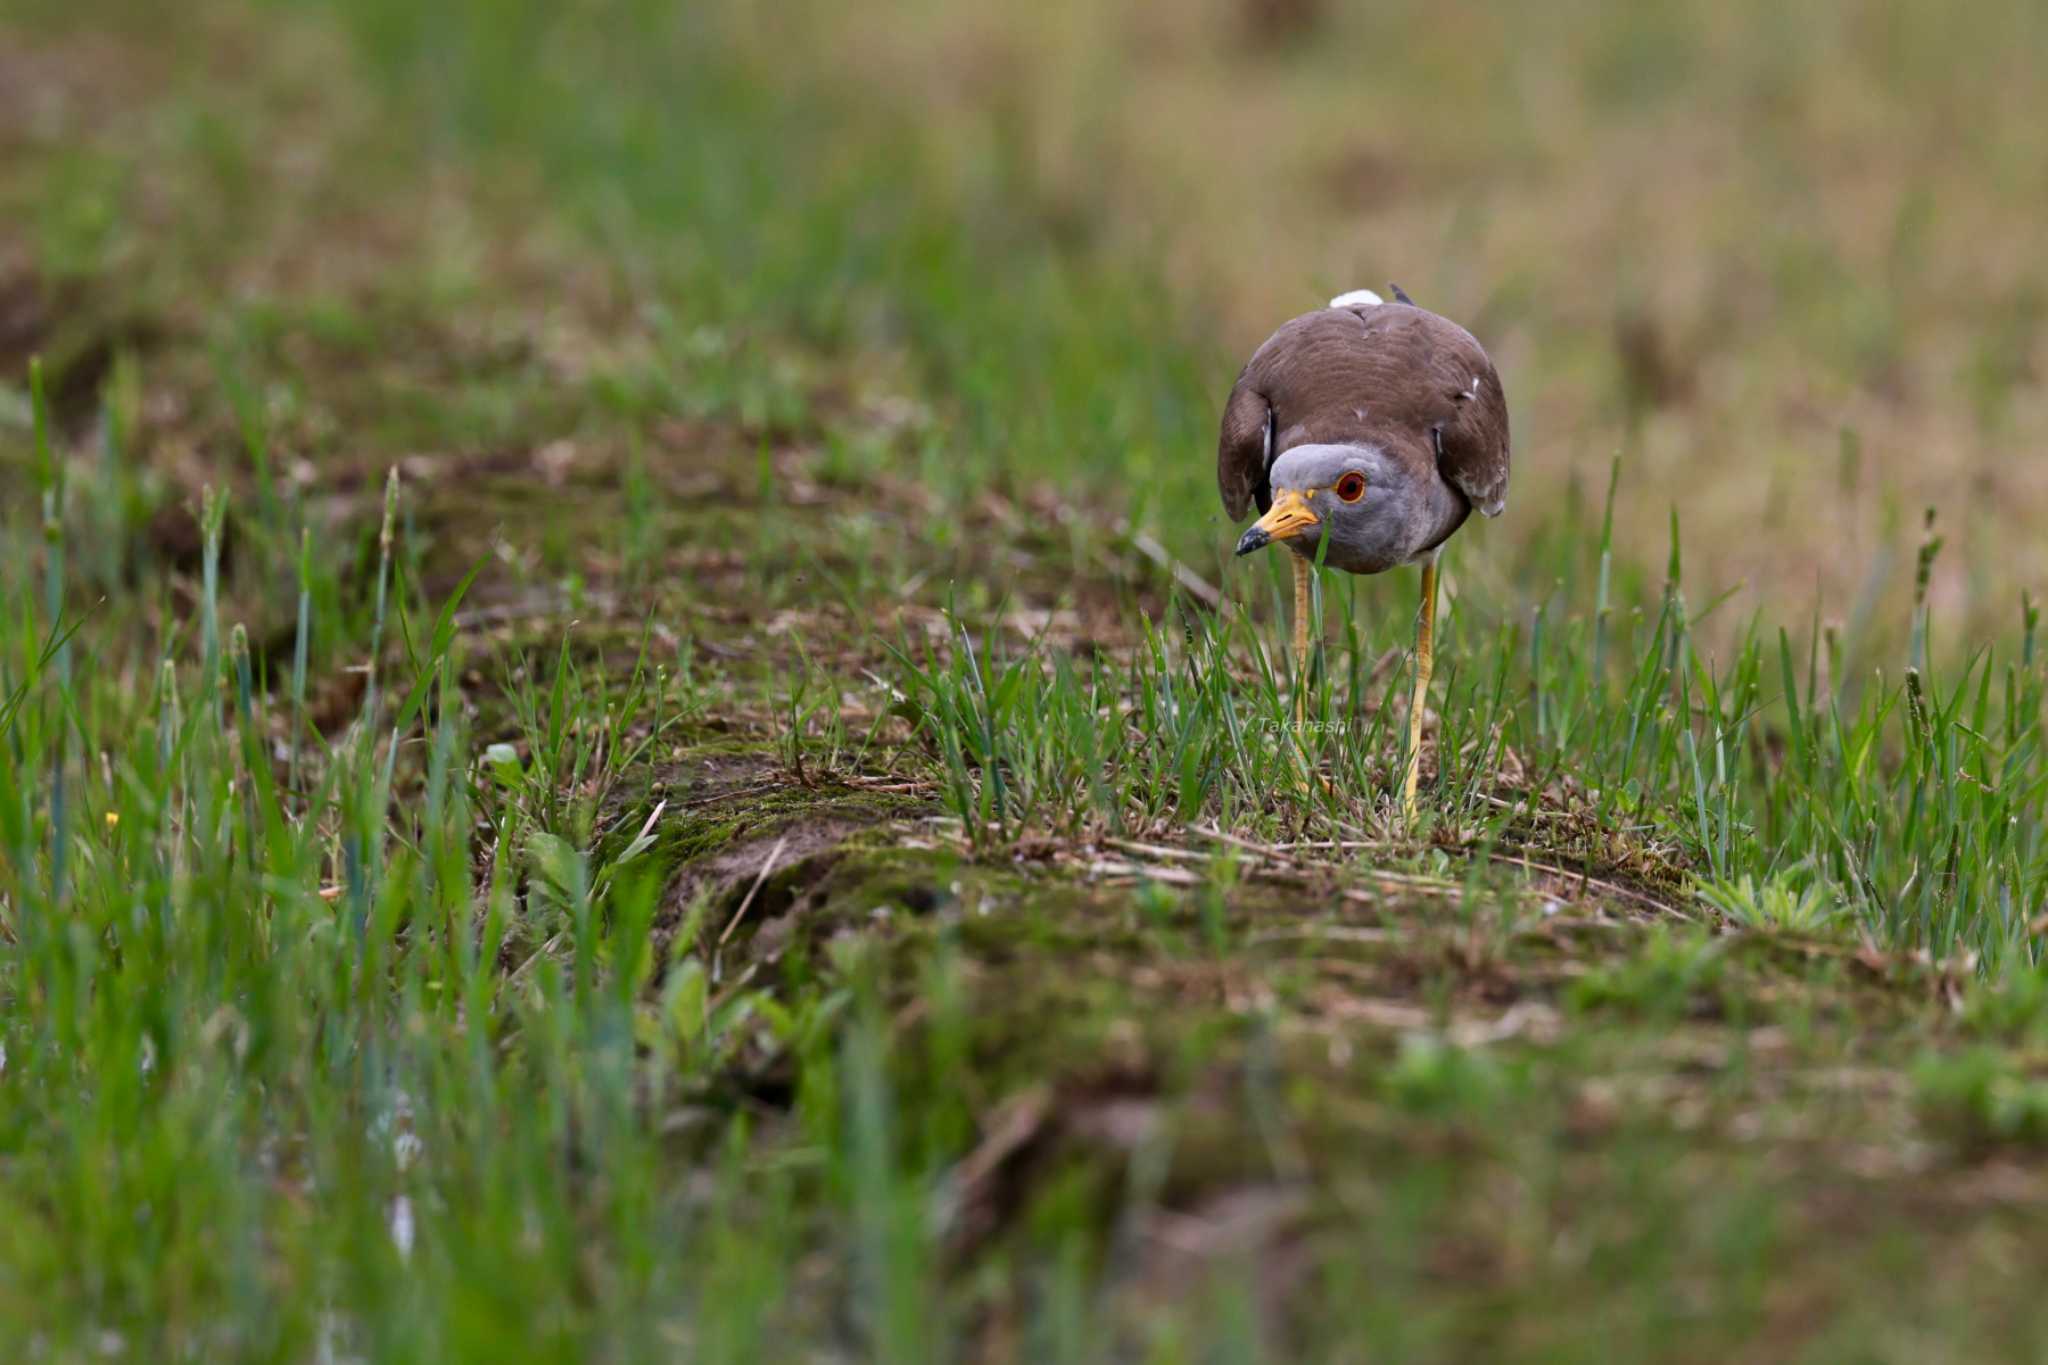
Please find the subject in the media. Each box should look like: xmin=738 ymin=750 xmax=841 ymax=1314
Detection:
xmin=1335 ymin=472 xmax=1367 ymax=503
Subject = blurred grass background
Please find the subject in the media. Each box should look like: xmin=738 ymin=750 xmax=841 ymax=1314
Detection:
xmin=294 ymin=0 xmax=2048 ymax=633
xmin=9 ymin=0 xmax=2044 ymax=639
xmin=3 ymin=0 xmax=2048 ymax=1359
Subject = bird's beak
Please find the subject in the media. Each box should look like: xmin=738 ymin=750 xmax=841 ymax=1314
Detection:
xmin=1234 ymin=488 xmax=1319 ymax=556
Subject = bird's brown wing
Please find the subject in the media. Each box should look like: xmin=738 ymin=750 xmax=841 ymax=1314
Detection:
xmin=1216 ymin=376 xmax=1273 ymax=519
xmin=1408 ymin=310 xmax=1511 ymax=519
xmin=1215 ymin=304 xmax=1510 ymax=519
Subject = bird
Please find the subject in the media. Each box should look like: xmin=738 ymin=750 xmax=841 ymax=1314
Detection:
xmin=1218 ymin=286 xmax=1510 ymax=824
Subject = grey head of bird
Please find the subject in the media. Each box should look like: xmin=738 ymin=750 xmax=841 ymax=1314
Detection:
xmin=1233 ymin=441 xmax=1469 ymax=576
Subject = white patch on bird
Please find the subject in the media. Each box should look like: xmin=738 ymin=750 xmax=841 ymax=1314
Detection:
xmin=1329 ymin=289 xmax=1383 ymax=309
xmin=1464 ymin=377 xmax=1481 ymax=400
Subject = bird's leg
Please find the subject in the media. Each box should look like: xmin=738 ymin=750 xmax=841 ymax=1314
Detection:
xmin=1292 ymin=554 xmax=1313 ymax=730
xmin=1401 ymin=553 xmax=1440 ymax=828
xmin=1286 ymin=554 xmax=1340 ymax=800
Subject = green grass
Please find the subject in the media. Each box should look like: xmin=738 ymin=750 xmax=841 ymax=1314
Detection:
xmin=3 ymin=0 xmax=2048 ymax=1360
xmin=897 ymin=495 xmax=2047 ymax=964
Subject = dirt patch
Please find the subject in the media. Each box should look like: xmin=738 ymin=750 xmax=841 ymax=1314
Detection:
xmin=649 ymin=744 xmax=939 ymax=966
xmin=0 ymin=252 xmax=47 ymax=388
xmin=667 ymin=748 xmax=788 ymax=809
xmin=0 ymin=28 xmax=165 ymax=153
xmin=0 ymin=249 xmax=166 ymax=430
xmin=680 ymin=820 xmax=868 ymax=930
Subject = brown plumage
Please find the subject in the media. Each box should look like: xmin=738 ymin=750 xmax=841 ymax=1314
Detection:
xmin=1217 ymin=292 xmax=1511 ymax=826
xmin=1216 ymin=300 xmax=1509 ymax=529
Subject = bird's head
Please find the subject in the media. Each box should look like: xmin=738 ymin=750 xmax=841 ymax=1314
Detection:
xmin=1234 ymin=443 xmax=1429 ymax=575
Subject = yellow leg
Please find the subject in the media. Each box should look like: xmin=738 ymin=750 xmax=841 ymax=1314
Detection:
xmin=1292 ymin=554 xmax=1313 ymax=729
xmin=1401 ymin=554 xmax=1439 ymax=828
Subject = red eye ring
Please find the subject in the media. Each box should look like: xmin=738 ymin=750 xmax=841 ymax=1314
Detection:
xmin=1334 ymin=472 xmax=1367 ymax=503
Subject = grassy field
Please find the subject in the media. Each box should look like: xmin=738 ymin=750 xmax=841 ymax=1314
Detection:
xmin=3 ymin=0 xmax=2048 ymax=1359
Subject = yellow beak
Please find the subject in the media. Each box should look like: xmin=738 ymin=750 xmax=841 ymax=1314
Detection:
xmin=1234 ymin=488 xmax=1320 ymax=556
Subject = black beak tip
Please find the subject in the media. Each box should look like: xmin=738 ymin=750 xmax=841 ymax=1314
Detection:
xmin=1234 ymin=526 xmax=1270 ymax=557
